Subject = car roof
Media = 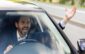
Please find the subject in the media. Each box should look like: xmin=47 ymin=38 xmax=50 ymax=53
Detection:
xmin=0 ymin=1 xmax=44 ymax=11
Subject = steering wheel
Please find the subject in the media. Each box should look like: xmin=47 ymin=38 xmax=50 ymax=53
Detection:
xmin=7 ymin=38 xmax=53 ymax=54
xmin=17 ymin=39 xmax=38 ymax=45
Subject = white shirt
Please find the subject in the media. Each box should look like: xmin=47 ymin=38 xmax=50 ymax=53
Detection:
xmin=17 ymin=31 xmax=27 ymax=41
xmin=60 ymin=20 xmax=65 ymax=28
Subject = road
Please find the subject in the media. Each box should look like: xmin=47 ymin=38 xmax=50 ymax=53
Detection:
xmin=33 ymin=2 xmax=85 ymax=49
xmin=33 ymin=2 xmax=85 ymax=25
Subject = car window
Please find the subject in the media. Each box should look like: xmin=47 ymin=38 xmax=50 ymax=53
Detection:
xmin=37 ymin=13 xmax=71 ymax=54
xmin=0 ymin=11 xmax=71 ymax=54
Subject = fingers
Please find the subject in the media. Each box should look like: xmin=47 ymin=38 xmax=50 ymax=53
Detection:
xmin=65 ymin=5 xmax=77 ymax=13
xmin=72 ymin=5 xmax=77 ymax=13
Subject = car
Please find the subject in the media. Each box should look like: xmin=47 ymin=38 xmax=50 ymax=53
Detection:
xmin=0 ymin=1 xmax=84 ymax=54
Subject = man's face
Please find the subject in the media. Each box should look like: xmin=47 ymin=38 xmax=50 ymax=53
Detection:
xmin=15 ymin=16 xmax=31 ymax=36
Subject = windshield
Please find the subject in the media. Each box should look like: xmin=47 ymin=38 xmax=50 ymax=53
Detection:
xmin=0 ymin=11 xmax=71 ymax=54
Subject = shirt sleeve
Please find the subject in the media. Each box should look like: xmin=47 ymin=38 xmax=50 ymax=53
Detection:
xmin=58 ymin=20 xmax=65 ymax=30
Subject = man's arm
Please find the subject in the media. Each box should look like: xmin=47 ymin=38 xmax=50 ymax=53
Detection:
xmin=59 ymin=5 xmax=76 ymax=30
xmin=4 ymin=45 xmax=13 ymax=54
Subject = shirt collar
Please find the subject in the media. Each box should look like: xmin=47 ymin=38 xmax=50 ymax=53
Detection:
xmin=17 ymin=30 xmax=27 ymax=41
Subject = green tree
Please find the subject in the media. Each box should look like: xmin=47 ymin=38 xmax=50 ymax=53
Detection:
xmin=59 ymin=0 xmax=67 ymax=4
xmin=80 ymin=0 xmax=85 ymax=6
xmin=71 ymin=0 xmax=75 ymax=5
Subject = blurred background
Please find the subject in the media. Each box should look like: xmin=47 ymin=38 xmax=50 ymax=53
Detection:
xmin=32 ymin=0 xmax=85 ymax=7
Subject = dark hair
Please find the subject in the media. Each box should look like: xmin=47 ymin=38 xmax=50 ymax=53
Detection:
xmin=15 ymin=15 xmax=32 ymax=23
xmin=14 ymin=15 xmax=21 ymax=23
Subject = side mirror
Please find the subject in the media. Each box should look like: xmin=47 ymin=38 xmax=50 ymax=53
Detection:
xmin=77 ymin=39 xmax=85 ymax=54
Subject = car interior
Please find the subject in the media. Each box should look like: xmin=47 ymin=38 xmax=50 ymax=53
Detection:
xmin=0 ymin=13 xmax=55 ymax=51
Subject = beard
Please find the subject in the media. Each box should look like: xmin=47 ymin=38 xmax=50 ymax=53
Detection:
xmin=18 ymin=28 xmax=29 ymax=37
